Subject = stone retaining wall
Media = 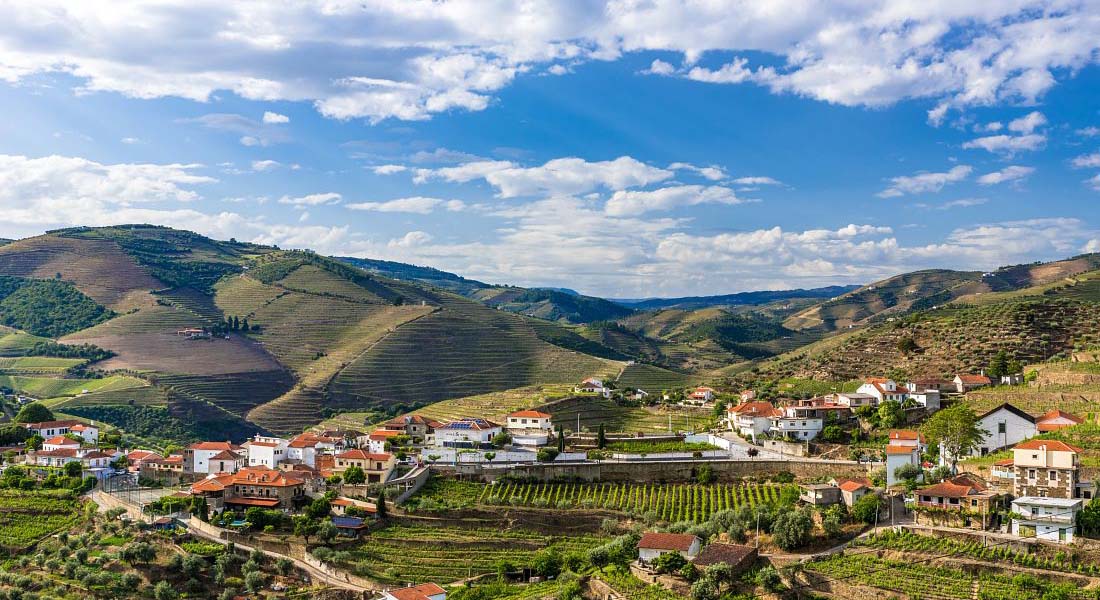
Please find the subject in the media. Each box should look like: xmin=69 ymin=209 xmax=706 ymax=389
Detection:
xmin=480 ymin=459 xmax=868 ymax=483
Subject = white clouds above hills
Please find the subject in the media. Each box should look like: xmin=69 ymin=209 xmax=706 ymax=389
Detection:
xmin=3 ymin=2 xmax=1099 ymax=123
xmin=878 ymin=165 xmax=972 ymax=198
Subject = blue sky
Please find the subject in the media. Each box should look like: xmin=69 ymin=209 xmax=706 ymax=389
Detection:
xmin=2 ymin=1 xmax=1100 ymax=297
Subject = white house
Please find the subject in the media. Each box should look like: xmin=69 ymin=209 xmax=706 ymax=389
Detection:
xmin=769 ymin=406 xmax=823 ymax=441
xmin=382 ymin=582 xmax=447 ymax=600
xmin=574 ymin=377 xmax=611 ymax=397
xmin=68 ymin=423 xmax=99 ymax=444
xmin=208 ymin=450 xmax=244 ymax=474
xmin=1036 ymin=410 xmax=1084 ymax=433
xmin=243 ymin=435 xmax=289 ymax=468
xmin=887 ymin=429 xmax=926 ymax=451
xmin=726 ymin=401 xmax=780 ymax=441
xmin=1011 ymin=497 xmax=1082 ymax=544
xmin=42 ymin=435 xmax=81 ymax=452
xmin=886 ymin=445 xmax=922 ymax=486
xmin=287 ymin=432 xmax=342 ymax=468
xmin=637 ymin=532 xmax=701 ymax=563
xmin=971 ymin=403 xmax=1036 ymax=457
xmin=184 ymin=441 xmax=243 ymax=475
xmin=22 ymin=419 xmax=89 ymax=439
xmin=856 ymin=378 xmax=907 ymax=403
xmin=954 ymin=373 xmax=992 ymax=393
xmin=907 ymin=389 xmax=941 ymax=411
xmin=505 ymin=410 xmax=553 ymax=447
xmin=366 ymin=430 xmax=400 ymax=454
xmin=833 ymin=392 xmax=878 ymax=408
xmin=687 ymin=386 xmax=717 ymax=404
xmin=434 ymin=418 xmax=503 ymax=448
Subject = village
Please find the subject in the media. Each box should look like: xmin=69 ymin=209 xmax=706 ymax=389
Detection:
xmin=2 ymin=366 xmax=1097 ymax=600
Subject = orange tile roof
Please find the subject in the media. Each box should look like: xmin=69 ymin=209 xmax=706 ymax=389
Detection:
xmin=336 ymin=449 xmax=392 ymax=462
xmin=209 ymin=450 xmax=242 ymax=461
xmin=1036 ymin=409 xmax=1084 ymax=424
xmin=917 ymin=480 xmax=977 ymax=498
xmin=839 ymin=480 xmax=869 ymax=492
xmin=388 ymin=583 xmax=447 ymax=600
xmin=1014 ymin=439 xmax=1083 ymax=453
xmin=22 ymin=420 xmax=84 ymax=430
xmin=44 ymin=435 xmax=79 ymax=446
xmin=509 ymin=410 xmax=552 ymax=418
xmin=994 ymin=458 xmax=1015 ymax=467
xmin=639 ymin=532 xmax=699 ymax=551
xmin=888 ymin=429 xmax=925 ymax=443
xmin=956 ymin=374 xmax=991 ymax=384
xmin=369 ymin=430 xmax=401 ymax=440
xmin=188 ymin=441 xmax=239 ymax=451
xmin=729 ymin=401 xmax=779 ymax=416
xmin=225 ymin=497 xmax=281 ymax=508
xmin=36 ymin=448 xmax=79 ymax=458
xmin=885 ymin=445 xmax=918 ymax=455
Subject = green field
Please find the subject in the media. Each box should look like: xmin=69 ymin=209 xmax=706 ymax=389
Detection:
xmin=406 ymin=478 xmax=791 ymax=523
xmin=334 ymin=524 xmax=604 ymax=585
xmin=615 ymin=363 xmax=695 ymax=390
xmin=0 ymin=490 xmax=87 ymax=552
xmin=805 ymin=552 xmax=1089 ymax=600
xmin=0 ymin=356 xmax=85 ymax=375
xmin=548 ymin=396 xmax=715 ymax=433
xmin=0 ymin=330 xmax=51 ymax=357
xmin=0 ymin=374 xmax=146 ymax=399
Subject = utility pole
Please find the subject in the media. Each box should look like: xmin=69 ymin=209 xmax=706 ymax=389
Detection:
xmin=755 ymin=509 xmax=761 ymax=548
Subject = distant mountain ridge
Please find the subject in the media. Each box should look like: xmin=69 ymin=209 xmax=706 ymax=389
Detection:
xmin=614 ymin=285 xmax=860 ymax=310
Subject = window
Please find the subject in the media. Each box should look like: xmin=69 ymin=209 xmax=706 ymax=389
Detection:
xmin=998 ymin=422 xmax=1006 ymax=434
xmin=1028 ymin=469 xmax=1037 ymax=480
xmin=1049 ymin=471 xmax=1057 ymax=482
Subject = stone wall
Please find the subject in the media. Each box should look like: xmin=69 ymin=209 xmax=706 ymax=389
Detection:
xmin=478 ymin=459 xmax=869 ymax=483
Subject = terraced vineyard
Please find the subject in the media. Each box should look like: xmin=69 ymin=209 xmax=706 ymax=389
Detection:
xmin=616 ymin=363 xmax=695 ymax=390
xmin=50 ymin=384 xmax=168 ymax=409
xmin=409 ymin=478 xmax=790 ymax=523
xmin=328 ymin=292 xmax=619 ymax=414
xmin=151 ymin=370 xmax=294 ymax=417
xmin=0 ymin=357 xmax=84 ymax=375
xmin=963 ymin=388 xmax=1100 ymax=418
xmin=804 ymin=552 xmax=1089 ymax=600
xmin=0 ymin=374 xmax=146 ymax=399
xmin=0 ymin=329 xmax=50 ymax=357
xmin=0 ymin=490 xmax=88 ymax=552
xmin=335 ymin=524 xmax=604 ymax=585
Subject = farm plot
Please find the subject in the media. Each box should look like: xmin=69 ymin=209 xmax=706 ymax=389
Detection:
xmin=615 ymin=363 xmax=695 ymax=390
xmin=805 ymin=552 xmax=1089 ymax=600
xmin=0 ymin=357 xmax=85 ymax=375
xmin=0 ymin=490 xmax=87 ymax=552
xmin=51 ymin=384 xmax=168 ymax=409
xmin=335 ymin=524 xmax=604 ymax=585
xmin=151 ymin=370 xmax=295 ymax=417
xmin=409 ymin=478 xmax=789 ymax=523
xmin=548 ymin=396 xmax=713 ymax=433
xmin=0 ymin=374 xmax=146 ymax=399
xmin=0 ymin=330 xmax=50 ymax=357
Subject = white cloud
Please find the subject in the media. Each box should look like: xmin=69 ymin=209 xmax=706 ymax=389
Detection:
xmin=685 ymin=58 xmax=753 ymax=84
xmin=976 ymin=121 xmax=1003 ymax=133
xmin=1008 ymin=111 xmax=1046 ymax=134
xmin=346 ymin=196 xmax=465 ymax=214
xmin=389 ymin=231 xmax=434 ymax=248
xmin=372 ymin=164 xmax=408 ymax=175
xmin=668 ymin=162 xmax=726 ymax=181
xmin=977 ymin=166 xmax=1034 ymax=185
xmin=251 ymin=159 xmax=281 ymax=172
xmin=262 ymin=111 xmax=289 ymax=124
xmin=186 ymin=113 xmax=288 ymax=146
xmin=1071 ymin=152 xmax=1100 ymax=169
xmin=962 ymin=134 xmax=1046 ymax=155
xmin=643 ymin=59 xmax=676 ymax=76
xmin=415 ymin=156 xmax=672 ymax=198
xmin=731 ymin=176 xmax=782 ymax=186
xmin=1088 ymin=174 xmax=1100 ymax=191
xmin=1078 ymin=127 xmax=1100 ymax=138
xmin=915 ymin=197 xmax=989 ymax=210
xmin=120 ymin=137 xmax=141 ymax=144
xmin=605 ymin=185 xmax=745 ymax=216
xmin=2 ymin=3 xmax=1098 ymax=123
xmin=877 ymin=165 xmax=972 ymax=198
xmin=277 ymin=192 xmax=342 ymax=206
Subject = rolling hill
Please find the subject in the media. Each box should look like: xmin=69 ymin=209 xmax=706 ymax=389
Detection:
xmin=615 ymin=285 xmax=858 ymax=310
xmin=0 ymin=227 xmax=631 ymax=438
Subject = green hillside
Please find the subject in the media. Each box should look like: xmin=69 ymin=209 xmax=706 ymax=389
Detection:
xmin=0 ymin=276 xmax=114 ymax=337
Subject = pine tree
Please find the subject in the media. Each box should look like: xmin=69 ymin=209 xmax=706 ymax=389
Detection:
xmin=597 ymin=423 xmax=607 ymax=449
xmin=376 ymin=486 xmax=388 ymax=520
xmin=557 ymin=425 xmax=565 ymax=453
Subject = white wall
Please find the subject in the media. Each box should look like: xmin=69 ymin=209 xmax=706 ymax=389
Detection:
xmin=974 ymin=409 xmax=1036 ymax=456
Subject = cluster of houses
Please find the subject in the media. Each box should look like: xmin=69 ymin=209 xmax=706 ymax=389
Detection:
xmin=16 ymin=419 xmax=116 ymax=475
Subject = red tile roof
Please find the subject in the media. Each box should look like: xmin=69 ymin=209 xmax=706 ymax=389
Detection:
xmin=509 ymin=410 xmax=552 ymax=418
xmin=885 ymin=445 xmax=918 ymax=455
xmin=1014 ymin=439 xmax=1083 ymax=453
xmin=388 ymin=583 xmax=447 ymax=600
xmin=690 ymin=543 xmax=756 ymax=568
xmin=22 ymin=420 xmax=84 ymax=430
xmin=888 ymin=429 xmax=925 ymax=443
xmin=209 ymin=450 xmax=242 ymax=461
xmin=839 ymin=480 xmax=869 ymax=492
xmin=44 ymin=435 xmax=79 ymax=446
xmin=638 ymin=532 xmax=699 ymax=552
xmin=188 ymin=441 xmax=239 ymax=451
xmin=336 ymin=449 xmax=392 ymax=462
xmin=917 ymin=480 xmax=977 ymax=499
xmin=994 ymin=458 xmax=1015 ymax=467
xmin=729 ymin=401 xmax=780 ymax=417
xmin=956 ymin=374 xmax=991 ymax=384
xmin=1035 ymin=410 xmax=1084 ymax=432
xmin=36 ymin=449 xmax=79 ymax=458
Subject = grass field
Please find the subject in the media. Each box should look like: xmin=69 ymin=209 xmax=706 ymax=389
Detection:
xmin=0 ymin=330 xmax=51 ymax=357
xmin=0 ymin=356 xmax=85 ymax=375
xmin=50 ymin=384 xmax=168 ymax=409
xmin=548 ymin=396 xmax=715 ymax=433
xmin=0 ymin=490 xmax=88 ymax=552
xmin=615 ymin=363 xmax=694 ymax=390
xmin=0 ymin=374 xmax=146 ymax=400
xmin=335 ymin=524 xmax=604 ymax=585
xmin=406 ymin=478 xmax=792 ymax=523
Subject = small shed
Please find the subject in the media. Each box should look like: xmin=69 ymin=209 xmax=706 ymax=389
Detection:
xmin=332 ymin=516 xmax=369 ymax=537
xmin=799 ymin=483 xmax=841 ymax=506
xmin=691 ymin=543 xmax=758 ymax=575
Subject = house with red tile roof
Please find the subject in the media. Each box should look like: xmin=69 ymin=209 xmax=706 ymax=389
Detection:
xmin=913 ymin=475 xmax=1003 ymax=529
xmin=184 ymin=441 xmax=243 ymax=476
xmin=857 ymin=378 xmax=908 ymax=403
xmin=954 ymin=373 xmax=992 ymax=393
xmin=638 ymin=532 xmax=702 ymax=563
xmin=726 ymin=401 xmax=781 ymax=441
xmin=434 ymin=418 xmax=503 ymax=449
xmin=383 ymin=582 xmax=447 ymax=600
xmin=333 ymin=449 xmax=395 ymax=483
xmin=380 ymin=415 xmax=442 ymax=442
xmin=1012 ymin=439 xmax=1081 ymax=499
xmin=42 ymin=435 xmax=80 ymax=452
xmin=367 ymin=429 xmax=401 ymax=454
xmin=505 ymin=409 xmax=554 ymax=447
xmin=190 ymin=466 xmax=306 ymax=510
xmin=21 ymin=419 xmax=91 ymax=439
xmin=141 ymin=454 xmax=185 ymax=485
xmin=838 ymin=479 xmax=872 ymax=508
xmin=1035 ymin=409 xmax=1085 ymax=432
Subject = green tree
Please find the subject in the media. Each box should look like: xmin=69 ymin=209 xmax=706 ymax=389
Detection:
xmin=897 ymin=337 xmax=919 ymax=355
xmin=596 ymin=423 xmax=607 ymax=449
xmin=822 ymin=504 xmax=845 ymax=538
xmin=851 ymin=493 xmax=883 ymax=525
xmin=772 ymin=508 xmax=813 ymax=551
xmin=24 ymin=433 xmax=43 ymax=451
xmin=988 ymin=350 xmax=1009 ymax=380
xmin=375 ymin=486 xmax=388 ymax=520
xmin=1078 ymin=497 xmax=1100 ymax=536
xmin=921 ymin=404 xmax=988 ymax=472
xmin=153 ymin=581 xmax=178 ymax=600
xmin=821 ymin=425 xmax=845 ymax=443
xmin=14 ymin=402 xmax=53 ymax=423
xmin=490 ymin=432 xmax=512 ymax=447
xmin=876 ymin=400 xmax=905 ymax=429
xmin=557 ymin=425 xmax=566 ymax=453
xmin=317 ymin=520 xmax=338 ymax=544
xmin=651 ymin=551 xmax=687 ymax=574
xmin=342 ymin=465 xmax=366 ymax=485
xmin=695 ymin=464 xmax=714 ymax=484
xmin=893 ymin=462 xmax=923 ymax=488
xmin=62 ymin=461 xmax=82 ymax=478
xmin=292 ymin=515 xmax=319 ymax=543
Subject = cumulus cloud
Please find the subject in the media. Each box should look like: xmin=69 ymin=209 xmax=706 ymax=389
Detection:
xmin=415 ymin=156 xmax=672 ymax=198
xmin=877 ymin=165 xmax=972 ymax=198
xmin=1088 ymin=174 xmax=1100 ymax=191
xmin=3 ymin=2 xmax=1099 ymax=123
xmin=731 ymin=176 xmax=783 ymax=186
xmin=346 ymin=196 xmax=465 ymax=214
xmin=605 ymin=185 xmax=745 ymax=216
xmin=251 ymin=160 xmax=281 ymax=172
xmin=962 ymin=133 xmax=1046 ymax=155
xmin=1071 ymin=152 xmax=1100 ymax=169
xmin=185 ymin=113 xmax=288 ymax=146
xmin=643 ymin=59 xmax=676 ymax=76
xmin=371 ymin=164 xmax=408 ymax=175
xmin=1078 ymin=127 xmax=1100 ymax=138
xmin=277 ymin=192 xmax=342 ymax=206
xmin=1008 ymin=111 xmax=1047 ymax=134
xmin=977 ymin=166 xmax=1034 ymax=185
xmin=262 ymin=111 xmax=289 ymax=124
xmin=668 ymin=162 xmax=727 ymax=181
